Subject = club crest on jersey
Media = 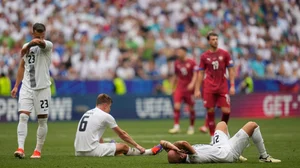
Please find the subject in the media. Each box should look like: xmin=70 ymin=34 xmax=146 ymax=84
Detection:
xmin=218 ymin=56 xmax=223 ymax=61
xmin=206 ymin=58 xmax=211 ymax=61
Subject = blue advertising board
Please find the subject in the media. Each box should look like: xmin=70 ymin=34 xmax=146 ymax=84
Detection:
xmin=0 ymin=95 xmax=207 ymax=122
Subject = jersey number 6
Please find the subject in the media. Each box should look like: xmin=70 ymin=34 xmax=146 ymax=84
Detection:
xmin=79 ymin=116 xmax=90 ymax=132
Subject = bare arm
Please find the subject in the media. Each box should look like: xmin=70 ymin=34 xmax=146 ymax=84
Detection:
xmin=194 ymin=70 xmax=204 ymax=98
xmin=15 ymin=59 xmax=25 ymax=88
xmin=21 ymin=39 xmax=46 ymax=57
xmin=113 ymin=126 xmax=141 ymax=148
xmin=228 ymin=67 xmax=235 ymax=86
xmin=173 ymin=141 xmax=196 ymax=154
xmin=160 ymin=140 xmax=181 ymax=152
xmin=187 ymin=71 xmax=197 ymax=90
xmin=171 ymin=75 xmax=177 ymax=92
xmin=99 ymin=138 xmax=104 ymax=143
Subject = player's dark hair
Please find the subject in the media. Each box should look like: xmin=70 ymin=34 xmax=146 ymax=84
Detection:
xmin=179 ymin=46 xmax=188 ymax=52
xmin=33 ymin=23 xmax=46 ymax=33
xmin=96 ymin=94 xmax=113 ymax=105
xmin=207 ymin=31 xmax=218 ymax=40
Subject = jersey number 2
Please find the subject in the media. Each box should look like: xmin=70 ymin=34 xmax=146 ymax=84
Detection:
xmin=79 ymin=116 xmax=89 ymax=132
xmin=213 ymin=135 xmax=219 ymax=144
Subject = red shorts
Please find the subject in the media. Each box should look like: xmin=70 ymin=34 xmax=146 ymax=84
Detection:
xmin=173 ymin=90 xmax=194 ymax=106
xmin=202 ymin=92 xmax=230 ymax=108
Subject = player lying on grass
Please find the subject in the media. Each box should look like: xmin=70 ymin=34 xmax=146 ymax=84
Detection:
xmin=74 ymin=94 xmax=163 ymax=157
xmin=160 ymin=121 xmax=281 ymax=164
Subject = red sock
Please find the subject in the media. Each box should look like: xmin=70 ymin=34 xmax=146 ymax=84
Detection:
xmin=174 ymin=109 xmax=180 ymax=125
xmin=221 ymin=112 xmax=230 ymax=124
xmin=189 ymin=110 xmax=195 ymax=126
xmin=207 ymin=112 xmax=215 ymax=136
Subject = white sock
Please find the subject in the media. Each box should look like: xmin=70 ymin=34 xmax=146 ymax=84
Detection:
xmin=188 ymin=126 xmax=194 ymax=130
xmin=35 ymin=118 xmax=48 ymax=152
xmin=252 ymin=126 xmax=268 ymax=158
xmin=126 ymin=148 xmax=153 ymax=156
xmin=174 ymin=124 xmax=180 ymax=129
xmin=17 ymin=113 xmax=29 ymax=149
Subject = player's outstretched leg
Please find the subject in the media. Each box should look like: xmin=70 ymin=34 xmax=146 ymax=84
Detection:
xmin=199 ymin=115 xmax=208 ymax=133
xmin=242 ymin=121 xmax=281 ymax=163
xmin=187 ymin=105 xmax=195 ymax=135
xmin=31 ymin=115 xmax=48 ymax=159
xmin=14 ymin=112 xmax=29 ymax=159
xmin=206 ymin=108 xmax=215 ymax=143
xmin=169 ymin=102 xmax=181 ymax=134
xmin=117 ymin=144 xmax=163 ymax=156
xmin=220 ymin=107 xmax=230 ymax=124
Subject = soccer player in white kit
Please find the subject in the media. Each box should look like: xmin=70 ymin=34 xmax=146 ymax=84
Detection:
xmin=12 ymin=23 xmax=53 ymax=159
xmin=160 ymin=121 xmax=281 ymax=164
xmin=74 ymin=94 xmax=163 ymax=157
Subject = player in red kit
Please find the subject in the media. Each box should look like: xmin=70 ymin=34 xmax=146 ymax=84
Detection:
xmin=169 ymin=47 xmax=197 ymax=135
xmin=194 ymin=32 xmax=235 ymax=142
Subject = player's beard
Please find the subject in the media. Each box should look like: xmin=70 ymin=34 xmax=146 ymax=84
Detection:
xmin=210 ymin=42 xmax=218 ymax=50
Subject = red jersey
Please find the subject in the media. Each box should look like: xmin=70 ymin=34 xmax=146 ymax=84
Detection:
xmin=198 ymin=48 xmax=233 ymax=93
xmin=174 ymin=58 xmax=197 ymax=92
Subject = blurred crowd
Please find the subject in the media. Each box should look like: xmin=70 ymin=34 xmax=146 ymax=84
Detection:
xmin=0 ymin=0 xmax=300 ymax=81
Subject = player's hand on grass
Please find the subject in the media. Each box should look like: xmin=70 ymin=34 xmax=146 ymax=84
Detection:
xmin=229 ymin=86 xmax=235 ymax=95
xmin=194 ymin=90 xmax=201 ymax=99
xmin=136 ymin=145 xmax=145 ymax=154
xmin=11 ymin=87 xmax=18 ymax=98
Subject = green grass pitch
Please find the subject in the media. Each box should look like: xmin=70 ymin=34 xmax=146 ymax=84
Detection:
xmin=0 ymin=118 xmax=299 ymax=168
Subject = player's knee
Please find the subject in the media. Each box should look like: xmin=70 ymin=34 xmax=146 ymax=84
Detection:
xmin=174 ymin=104 xmax=181 ymax=110
xmin=19 ymin=113 xmax=29 ymax=122
xmin=247 ymin=121 xmax=258 ymax=129
xmin=221 ymin=107 xmax=230 ymax=113
xmin=216 ymin=121 xmax=227 ymax=129
xmin=207 ymin=108 xmax=214 ymax=112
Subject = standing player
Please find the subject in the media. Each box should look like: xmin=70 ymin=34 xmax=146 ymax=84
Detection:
xmin=194 ymin=32 xmax=235 ymax=142
xmin=160 ymin=121 xmax=281 ymax=164
xmin=74 ymin=94 xmax=163 ymax=157
xmin=11 ymin=23 xmax=53 ymax=159
xmin=169 ymin=47 xmax=197 ymax=135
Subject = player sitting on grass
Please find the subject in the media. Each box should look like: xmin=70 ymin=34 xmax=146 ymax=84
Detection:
xmin=74 ymin=94 xmax=163 ymax=157
xmin=160 ymin=121 xmax=281 ymax=164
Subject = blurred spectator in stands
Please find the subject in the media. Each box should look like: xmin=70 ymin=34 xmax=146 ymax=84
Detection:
xmin=238 ymin=73 xmax=254 ymax=94
xmin=146 ymin=60 xmax=160 ymax=80
xmin=0 ymin=30 xmax=14 ymax=49
xmin=162 ymin=74 xmax=175 ymax=95
xmin=50 ymin=76 xmax=56 ymax=96
xmin=116 ymin=58 xmax=135 ymax=80
xmin=265 ymin=55 xmax=280 ymax=79
xmin=113 ymin=73 xmax=127 ymax=95
xmin=251 ymin=55 xmax=265 ymax=79
xmin=0 ymin=73 xmax=11 ymax=96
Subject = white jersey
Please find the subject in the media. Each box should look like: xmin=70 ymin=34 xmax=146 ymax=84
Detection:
xmin=186 ymin=144 xmax=233 ymax=163
xmin=74 ymin=107 xmax=118 ymax=152
xmin=22 ymin=40 xmax=52 ymax=90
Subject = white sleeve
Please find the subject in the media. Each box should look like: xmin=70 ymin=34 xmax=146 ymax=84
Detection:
xmin=22 ymin=43 xmax=28 ymax=49
xmin=43 ymin=40 xmax=53 ymax=51
xmin=106 ymin=114 xmax=118 ymax=128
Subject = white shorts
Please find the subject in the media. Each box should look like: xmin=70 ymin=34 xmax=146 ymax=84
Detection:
xmin=212 ymin=129 xmax=249 ymax=162
xmin=18 ymin=85 xmax=51 ymax=115
xmin=212 ymin=130 xmax=234 ymax=162
xmin=228 ymin=129 xmax=250 ymax=160
xmin=75 ymin=143 xmax=116 ymax=157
